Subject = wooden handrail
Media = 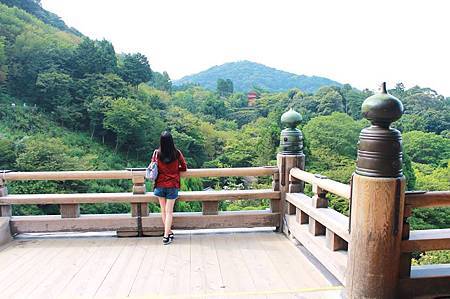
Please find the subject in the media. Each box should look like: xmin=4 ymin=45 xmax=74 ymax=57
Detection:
xmin=0 ymin=189 xmax=280 ymax=205
xmin=289 ymin=168 xmax=350 ymax=199
xmin=401 ymin=228 xmax=450 ymax=252
xmin=405 ymin=191 xmax=450 ymax=209
xmin=1 ymin=167 xmax=278 ymax=181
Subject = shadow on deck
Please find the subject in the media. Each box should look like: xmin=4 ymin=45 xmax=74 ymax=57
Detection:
xmin=0 ymin=229 xmax=343 ymax=299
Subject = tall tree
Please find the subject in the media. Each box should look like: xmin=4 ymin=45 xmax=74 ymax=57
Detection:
xmin=118 ymin=53 xmax=152 ymax=87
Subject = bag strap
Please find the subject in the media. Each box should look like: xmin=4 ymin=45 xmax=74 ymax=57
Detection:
xmin=151 ymin=149 xmax=158 ymax=162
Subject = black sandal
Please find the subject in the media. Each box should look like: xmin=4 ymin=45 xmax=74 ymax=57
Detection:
xmin=168 ymin=233 xmax=174 ymax=241
xmin=162 ymin=236 xmax=171 ymax=245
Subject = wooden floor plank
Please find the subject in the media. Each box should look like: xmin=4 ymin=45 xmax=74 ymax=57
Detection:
xmin=0 ymin=231 xmax=343 ymax=299
xmin=28 ymin=238 xmax=99 ymax=299
xmin=213 ymin=233 xmax=259 ymax=296
xmin=158 ymin=234 xmax=192 ymax=296
xmin=1 ymin=239 xmax=68 ymax=297
xmin=57 ymin=237 xmax=128 ymax=298
xmin=93 ymin=238 xmax=143 ymax=298
xmin=127 ymin=236 xmax=169 ymax=297
xmin=4 ymin=238 xmax=94 ymax=298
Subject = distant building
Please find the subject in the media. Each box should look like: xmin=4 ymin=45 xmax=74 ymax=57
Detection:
xmin=247 ymin=91 xmax=258 ymax=106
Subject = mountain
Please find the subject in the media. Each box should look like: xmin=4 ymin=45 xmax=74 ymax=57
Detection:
xmin=0 ymin=0 xmax=82 ymax=36
xmin=174 ymin=61 xmax=342 ymax=93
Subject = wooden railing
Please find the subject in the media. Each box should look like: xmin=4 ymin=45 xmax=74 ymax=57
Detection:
xmin=284 ymin=167 xmax=350 ymax=284
xmin=0 ymin=167 xmax=280 ymax=236
xmin=398 ymin=191 xmax=450 ymax=298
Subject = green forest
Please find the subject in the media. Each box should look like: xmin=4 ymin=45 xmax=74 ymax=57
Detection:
xmin=0 ymin=1 xmax=449 ymax=264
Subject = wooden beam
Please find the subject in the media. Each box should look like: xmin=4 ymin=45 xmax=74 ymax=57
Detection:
xmin=289 ymin=168 xmax=350 ymax=199
xmin=0 ymin=217 xmax=12 ymax=246
xmin=399 ymin=264 xmax=450 ymax=298
xmin=401 ymin=228 xmax=450 ymax=252
xmin=405 ymin=191 xmax=450 ymax=208
xmin=9 ymin=211 xmax=280 ymax=234
xmin=2 ymin=167 xmax=278 ymax=181
xmin=286 ymin=193 xmax=349 ymax=242
xmin=0 ymin=189 xmax=280 ymax=205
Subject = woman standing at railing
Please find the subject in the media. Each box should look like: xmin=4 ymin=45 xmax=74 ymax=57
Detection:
xmin=152 ymin=131 xmax=187 ymax=245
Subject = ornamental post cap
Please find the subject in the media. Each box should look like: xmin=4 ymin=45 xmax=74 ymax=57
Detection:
xmin=281 ymin=108 xmax=302 ymax=129
xmin=361 ymin=82 xmax=404 ymax=128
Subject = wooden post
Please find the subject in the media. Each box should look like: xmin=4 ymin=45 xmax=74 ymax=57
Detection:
xmin=346 ymin=83 xmax=406 ymax=299
xmin=0 ymin=178 xmax=11 ymax=217
xmin=278 ymin=108 xmax=305 ymax=233
xmin=278 ymin=153 xmax=305 ymax=232
xmin=270 ymin=172 xmax=280 ymax=214
xmin=202 ymin=201 xmax=218 ymax=215
xmin=131 ymin=174 xmax=148 ymax=217
xmin=60 ymin=204 xmax=80 ymax=218
xmin=399 ymin=205 xmax=412 ymax=278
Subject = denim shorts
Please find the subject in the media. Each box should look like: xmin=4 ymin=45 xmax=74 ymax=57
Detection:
xmin=154 ymin=187 xmax=179 ymax=200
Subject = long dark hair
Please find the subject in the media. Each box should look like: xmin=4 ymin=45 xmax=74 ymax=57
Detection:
xmin=159 ymin=131 xmax=178 ymax=163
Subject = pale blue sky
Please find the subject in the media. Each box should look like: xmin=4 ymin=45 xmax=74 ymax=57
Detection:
xmin=42 ymin=0 xmax=450 ymax=95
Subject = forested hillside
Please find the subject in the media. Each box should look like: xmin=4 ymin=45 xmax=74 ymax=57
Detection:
xmin=174 ymin=60 xmax=342 ymax=93
xmin=0 ymin=1 xmax=449 ymax=264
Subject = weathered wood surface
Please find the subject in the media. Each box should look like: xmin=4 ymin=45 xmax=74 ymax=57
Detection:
xmin=0 ymin=189 xmax=280 ymax=205
xmin=405 ymin=191 xmax=450 ymax=208
xmin=399 ymin=264 xmax=450 ymax=298
xmin=9 ymin=211 xmax=280 ymax=234
xmin=401 ymin=228 xmax=450 ymax=252
xmin=59 ymin=204 xmax=80 ymax=218
xmin=346 ymin=174 xmax=405 ymax=299
xmin=285 ymin=214 xmax=347 ymax=284
xmin=289 ymin=168 xmax=350 ymax=199
xmin=0 ymin=217 xmax=12 ymax=246
xmin=2 ymin=167 xmax=278 ymax=181
xmin=286 ymin=193 xmax=349 ymax=242
xmin=0 ymin=231 xmax=343 ymax=298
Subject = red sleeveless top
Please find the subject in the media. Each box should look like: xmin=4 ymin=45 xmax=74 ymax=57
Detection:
xmin=153 ymin=150 xmax=187 ymax=189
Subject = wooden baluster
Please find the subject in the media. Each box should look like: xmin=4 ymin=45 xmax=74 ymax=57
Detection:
xmin=288 ymin=174 xmax=303 ymax=215
xmin=326 ymin=228 xmax=347 ymax=251
xmin=202 ymin=201 xmax=218 ymax=215
xmin=270 ymin=172 xmax=280 ymax=214
xmin=296 ymin=208 xmax=308 ymax=224
xmin=399 ymin=205 xmax=412 ymax=278
xmin=131 ymin=174 xmax=148 ymax=217
xmin=0 ymin=178 xmax=12 ymax=217
xmin=60 ymin=204 xmax=80 ymax=218
xmin=308 ymin=184 xmax=327 ymax=236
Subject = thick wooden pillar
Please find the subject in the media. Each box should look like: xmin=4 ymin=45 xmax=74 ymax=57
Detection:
xmin=347 ymin=175 xmax=405 ymax=298
xmin=346 ymin=82 xmax=406 ymax=299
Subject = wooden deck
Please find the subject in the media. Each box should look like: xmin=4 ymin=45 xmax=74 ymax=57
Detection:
xmin=0 ymin=230 xmax=343 ymax=299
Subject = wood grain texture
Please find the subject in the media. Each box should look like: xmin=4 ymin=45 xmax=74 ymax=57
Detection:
xmin=59 ymin=204 xmax=80 ymax=218
xmin=0 ymin=217 xmax=11 ymax=246
xmin=346 ymin=174 xmax=405 ymax=299
xmin=401 ymin=228 xmax=450 ymax=252
xmin=290 ymin=168 xmax=350 ymax=199
xmin=10 ymin=211 xmax=280 ymax=234
xmin=2 ymin=167 xmax=278 ymax=181
xmin=405 ymin=191 xmax=450 ymax=208
xmin=399 ymin=264 xmax=450 ymax=298
xmin=285 ymin=215 xmax=347 ymax=284
xmin=286 ymin=193 xmax=349 ymax=242
xmin=0 ymin=189 xmax=280 ymax=205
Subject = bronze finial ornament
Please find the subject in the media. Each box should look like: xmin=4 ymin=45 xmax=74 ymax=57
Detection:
xmin=356 ymin=82 xmax=404 ymax=177
xmin=280 ymin=108 xmax=303 ymax=154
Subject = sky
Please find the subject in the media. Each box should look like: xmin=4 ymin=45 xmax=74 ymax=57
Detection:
xmin=42 ymin=0 xmax=450 ymax=95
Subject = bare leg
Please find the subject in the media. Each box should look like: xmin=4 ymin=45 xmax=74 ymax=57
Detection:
xmin=158 ymin=197 xmax=166 ymax=228
xmin=164 ymin=199 xmax=176 ymax=237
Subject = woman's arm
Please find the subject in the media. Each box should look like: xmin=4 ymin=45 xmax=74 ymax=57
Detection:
xmin=178 ymin=150 xmax=187 ymax=171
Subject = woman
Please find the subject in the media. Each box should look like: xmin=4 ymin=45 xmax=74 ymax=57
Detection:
xmin=152 ymin=131 xmax=187 ymax=245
